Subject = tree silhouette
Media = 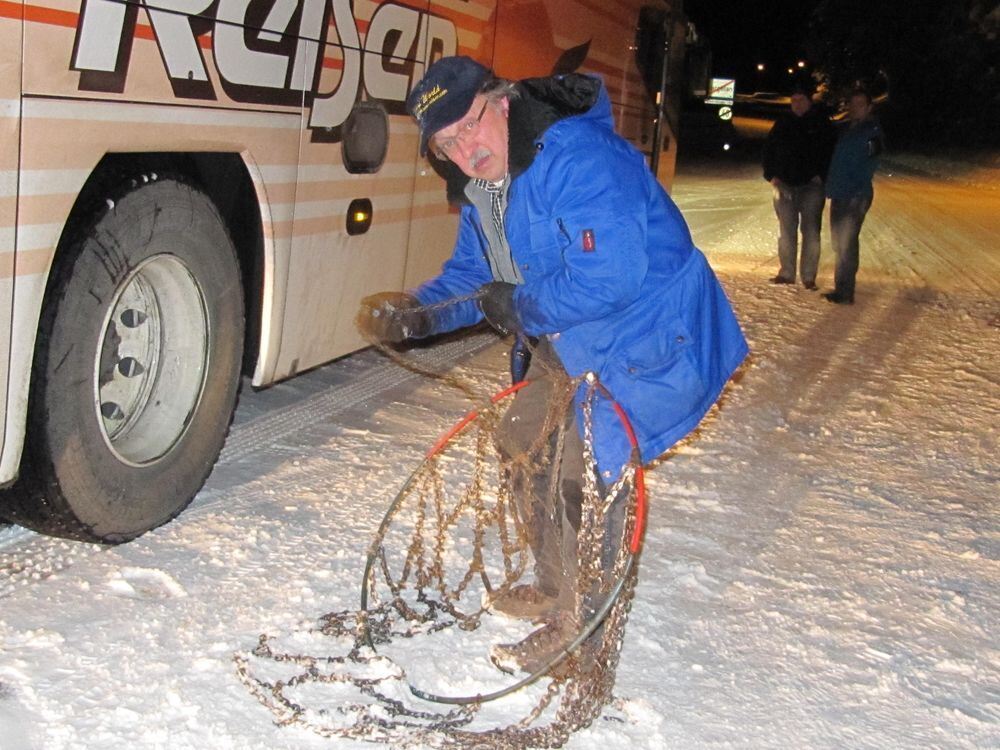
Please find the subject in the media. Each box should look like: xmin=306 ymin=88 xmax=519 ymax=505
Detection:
xmin=808 ymin=0 xmax=999 ymax=147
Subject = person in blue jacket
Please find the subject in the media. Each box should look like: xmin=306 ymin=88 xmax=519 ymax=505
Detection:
xmin=824 ymin=88 xmax=884 ymax=304
xmin=357 ymin=56 xmax=748 ymax=674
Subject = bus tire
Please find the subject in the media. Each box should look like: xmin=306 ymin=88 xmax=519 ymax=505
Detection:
xmin=4 ymin=176 xmax=245 ymax=543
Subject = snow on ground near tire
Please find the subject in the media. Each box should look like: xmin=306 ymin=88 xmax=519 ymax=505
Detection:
xmin=0 ymin=156 xmax=997 ymax=749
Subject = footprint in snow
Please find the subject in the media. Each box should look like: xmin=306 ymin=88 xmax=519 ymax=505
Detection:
xmin=106 ymin=567 xmax=188 ymax=600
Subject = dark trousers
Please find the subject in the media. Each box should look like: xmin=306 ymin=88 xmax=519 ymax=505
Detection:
xmin=494 ymin=340 xmax=625 ymax=608
xmin=829 ymin=193 xmax=873 ymax=300
xmin=773 ymin=181 xmax=825 ymax=284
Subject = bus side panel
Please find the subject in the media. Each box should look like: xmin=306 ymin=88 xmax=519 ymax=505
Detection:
xmin=270 ymin=1 xmax=437 ymax=379
xmin=19 ymin=0 xmax=307 ymax=387
xmin=403 ymin=158 xmax=461 ymax=293
xmin=490 ymin=0 xmax=648 ymax=105
xmin=275 ymin=132 xmax=417 ymax=378
xmin=11 ymin=95 xmax=303 ymax=460
xmin=17 ymin=0 xmax=465 ymax=384
xmin=5 ymin=0 xmax=307 ymax=477
xmin=23 ymin=0 xmax=302 ymax=111
xmin=267 ymin=0 xmax=481 ymax=379
xmin=400 ymin=0 xmax=488 ymax=293
xmin=490 ymin=0 xmax=679 ymax=189
xmin=0 ymin=7 xmax=22 ymax=483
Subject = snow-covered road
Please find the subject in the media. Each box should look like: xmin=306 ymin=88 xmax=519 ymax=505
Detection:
xmin=1 ymin=154 xmax=997 ymax=749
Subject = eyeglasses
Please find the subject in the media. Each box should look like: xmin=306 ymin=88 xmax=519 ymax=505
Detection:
xmin=433 ymin=101 xmax=489 ymax=158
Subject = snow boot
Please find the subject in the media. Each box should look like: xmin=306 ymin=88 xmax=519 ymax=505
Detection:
xmin=489 ymin=613 xmax=583 ymax=676
xmin=486 ymin=583 xmax=563 ymax=621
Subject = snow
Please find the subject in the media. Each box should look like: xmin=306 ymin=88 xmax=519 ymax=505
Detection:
xmin=1 ymin=153 xmax=998 ymax=749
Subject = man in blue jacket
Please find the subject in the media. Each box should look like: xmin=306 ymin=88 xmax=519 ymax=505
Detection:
xmin=824 ymin=88 xmax=884 ymax=304
xmin=358 ymin=56 xmax=748 ymax=674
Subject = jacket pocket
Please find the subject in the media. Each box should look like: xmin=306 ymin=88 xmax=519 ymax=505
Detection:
xmin=613 ymin=321 xmax=708 ymax=436
xmin=525 ymin=217 xmax=566 ymax=273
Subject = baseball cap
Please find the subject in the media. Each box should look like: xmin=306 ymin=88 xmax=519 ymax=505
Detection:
xmin=406 ymin=56 xmax=492 ymax=155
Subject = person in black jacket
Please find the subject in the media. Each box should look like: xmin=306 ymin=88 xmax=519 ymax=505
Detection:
xmin=762 ymin=78 xmax=836 ymax=289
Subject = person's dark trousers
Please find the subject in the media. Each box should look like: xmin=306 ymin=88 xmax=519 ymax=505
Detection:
xmin=773 ymin=180 xmax=825 ymax=284
xmin=494 ymin=339 xmax=626 ymax=607
xmin=829 ymin=193 xmax=873 ymax=301
xmin=495 ymin=340 xmax=582 ymax=602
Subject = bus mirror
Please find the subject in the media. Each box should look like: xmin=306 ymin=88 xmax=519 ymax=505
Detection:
xmin=343 ymin=102 xmax=389 ymax=174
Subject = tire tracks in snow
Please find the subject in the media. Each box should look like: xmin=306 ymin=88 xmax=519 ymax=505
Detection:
xmin=0 ymin=333 xmax=495 ymax=598
xmin=866 ymin=172 xmax=1000 ymax=309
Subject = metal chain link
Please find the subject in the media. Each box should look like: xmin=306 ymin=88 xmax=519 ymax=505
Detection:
xmin=235 ymin=297 xmax=643 ymax=748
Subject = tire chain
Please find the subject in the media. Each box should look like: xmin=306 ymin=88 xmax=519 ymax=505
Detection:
xmin=234 ymin=299 xmax=643 ymax=748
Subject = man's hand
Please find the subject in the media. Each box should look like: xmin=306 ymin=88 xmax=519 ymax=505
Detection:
xmin=356 ymin=292 xmax=433 ymax=344
xmin=478 ymin=282 xmax=521 ymax=336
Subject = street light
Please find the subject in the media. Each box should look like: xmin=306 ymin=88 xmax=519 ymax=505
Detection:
xmin=797 ymin=60 xmax=806 ymax=68
xmin=757 ymin=63 xmax=765 ymax=72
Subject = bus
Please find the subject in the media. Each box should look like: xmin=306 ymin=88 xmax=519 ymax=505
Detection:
xmin=0 ymin=0 xmax=685 ymax=543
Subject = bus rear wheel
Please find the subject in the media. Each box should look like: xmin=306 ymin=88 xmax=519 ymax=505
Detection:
xmin=3 ymin=176 xmax=244 ymax=543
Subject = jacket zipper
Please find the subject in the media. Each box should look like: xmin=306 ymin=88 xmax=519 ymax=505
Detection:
xmin=556 ymin=218 xmax=571 ymax=244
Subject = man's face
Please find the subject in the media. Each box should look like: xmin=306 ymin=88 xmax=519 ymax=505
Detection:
xmin=847 ymin=94 xmax=872 ymax=123
xmin=790 ymin=93 xmax=811 ymax=117
xmin=431 ymin=95 xmax=510 ymax=182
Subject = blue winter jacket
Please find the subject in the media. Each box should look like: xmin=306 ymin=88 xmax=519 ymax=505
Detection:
xmin=826 ymin=117 xmax=883 ymax=200
xmin=414 ymin=75 xmax=749 ymax=478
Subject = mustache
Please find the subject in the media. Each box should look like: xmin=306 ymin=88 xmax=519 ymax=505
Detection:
xmin=469 ymin=148 xmax=492 ymax=170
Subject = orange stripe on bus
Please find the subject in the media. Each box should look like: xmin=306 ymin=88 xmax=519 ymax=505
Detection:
xmin=575 ymin=0 xmax=632 ymax=27
xmin=0 ymin=0 xmax=23 ymax=20
xmin=17 ymin=1 xmax=158 ymax=42
xmin=285 ymin=202 xmax=450 ymax=238
xmin=393 ymin=0 xmax=430 ymax=12
xmin=295 ymin=177 xmax=416 ymax=202
xmin=17 ymin=2 xmax=75 ymax=27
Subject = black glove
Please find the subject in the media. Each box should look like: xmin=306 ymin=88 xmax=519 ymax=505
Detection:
xmin=356 ymin=292 xmax=433 ymax=344
xmin=477 ymin=282 xmax=521 ymax=335
xmin=509 ymin=333 xmax=534 ymax=383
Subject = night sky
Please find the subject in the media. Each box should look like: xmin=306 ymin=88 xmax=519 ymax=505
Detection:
xmin=684 ymin=0 xmax=822 ymax=93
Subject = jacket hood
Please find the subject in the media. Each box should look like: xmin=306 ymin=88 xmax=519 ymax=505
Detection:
xmin=432 ymin=74 xmax=605 ymax=205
